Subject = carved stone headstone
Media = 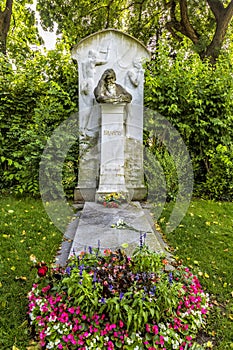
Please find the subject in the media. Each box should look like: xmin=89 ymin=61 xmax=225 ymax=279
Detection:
xmin=72 ymin=29 xmax=150 ymax=201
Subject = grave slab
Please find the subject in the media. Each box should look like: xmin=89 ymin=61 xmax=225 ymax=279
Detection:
xmin=69 ymin=202 xmax=165 ymax=257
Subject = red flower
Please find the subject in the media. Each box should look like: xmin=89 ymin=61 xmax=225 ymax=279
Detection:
xmin=37 ymin=263 xmax=48 ymax=277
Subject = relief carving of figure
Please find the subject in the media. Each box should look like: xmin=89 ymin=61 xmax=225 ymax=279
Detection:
xmin=94 ymin=69 xmax=132 ymax=104
xmin=80 ymin=49 xmax=109 ymax=135
xmin=127 ymin=58 xmax=144 ymax=88
xmin=81 ymin=49 xmax=108 ymax=99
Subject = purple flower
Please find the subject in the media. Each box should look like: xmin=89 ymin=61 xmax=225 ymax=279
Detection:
xmin=65 ymin=266 xmax=71 ymax=276
xmin=93 ymin=271 xmax=97 ymax=283
xmin=79 ymin=264 xmax=84 ymax=276
xmin=119 ymin=291 xmax=124 ymax=300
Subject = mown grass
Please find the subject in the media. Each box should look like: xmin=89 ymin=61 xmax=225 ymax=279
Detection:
xmin=157 ymin=199 xmax=233 ymax=350
xmin=0 ymin=196 xmax=63 ymax=350
xmin=1 ymin=196 xmax=233 ymax=349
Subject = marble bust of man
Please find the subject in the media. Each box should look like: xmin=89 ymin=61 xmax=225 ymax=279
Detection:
xmin=94 ymin=69 xmax=132 ymax=104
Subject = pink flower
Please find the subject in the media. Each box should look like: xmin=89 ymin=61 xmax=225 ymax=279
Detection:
xmin=39 ymin=331 xmax=46 ymax=340
xmin=152 ymin=325 xmax=159 ymax=334
xmin=119 ymin=320 xmax=124 ymax=328
xmin=41 ymin=304 xmax=48 ymax=312
xmin=58 ymin=344 xmax=63 ymax=349
xmin=68 ymin=307 xmax=75 ymax=314
xmin=201 ymin=308 xmax=207 ymax=314
xmin=41 ymin=285 xmax=50 ymax=293
xmin=67 ymin=334 xmax=77 ymax=345
xmin=145 ymin=323 xmax=150 ymax=332
xmin=107 ymin=340 xmax=114 ymax=349
xmin=160 ymin=335 xmax=165 ymax=345
xmin=186 ymin=335 xmax=192 ymax=341
xmin=62 ymin=335 xmax=68 ymax=342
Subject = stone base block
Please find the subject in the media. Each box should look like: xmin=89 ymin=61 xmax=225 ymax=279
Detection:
xmin=129 ymin=186 xmax=147 ymax=201
xmin=74 ymin=187 xmax=96 ymax=203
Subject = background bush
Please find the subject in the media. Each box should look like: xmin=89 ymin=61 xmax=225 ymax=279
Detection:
xmin=0 ymin=47 xmax=78 ymax=197
xmin=144 ymin=39 xmax=233 ymax=200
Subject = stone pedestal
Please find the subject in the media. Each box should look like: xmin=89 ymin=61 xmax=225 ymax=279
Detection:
xmin=97 ymin=103 xmax=128 ymax=197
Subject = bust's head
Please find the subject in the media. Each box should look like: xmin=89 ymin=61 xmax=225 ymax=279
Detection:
xmin=102 ymin=69 xmax=116 ymax=84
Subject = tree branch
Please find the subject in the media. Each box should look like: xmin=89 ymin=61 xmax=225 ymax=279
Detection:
xmin=206 ymin=0 xmax=224 ymax=20
xmin=0 ymin=0 xmax=13 ymax=54
xmin=179 ymin=0 xmax=199 ymax=44
xmin=166 ymin=0 xmax=199 ymax=44
xmin=205 ymin=0 xmax=233 ymax=62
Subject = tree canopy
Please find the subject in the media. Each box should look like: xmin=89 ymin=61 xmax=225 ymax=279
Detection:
xmin=1 ymin=0 xmax=233 ymax=62
xmin=35 ymin=0 xmax=233 ymax=61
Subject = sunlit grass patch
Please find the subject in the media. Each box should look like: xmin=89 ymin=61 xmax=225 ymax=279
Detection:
xmin=0 ymin=196 xmax=62 ymax=349
xmin=157 ymin=199 xmax=233 ymax=350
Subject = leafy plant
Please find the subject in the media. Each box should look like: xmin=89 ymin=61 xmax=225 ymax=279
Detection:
xmin=144 ymin=39 xmax=233 ymax=200
xmin=0 ymin=46 xmax=78 ymax=197
xmin=28 ymin=246 xmax=210 ymax=349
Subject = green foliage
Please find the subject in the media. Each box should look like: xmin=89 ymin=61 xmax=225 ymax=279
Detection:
xmin=201 ymin=144 xmax=233 ymax=200
xmin=0 ymin=46 xmax=78 ymax=197
xmin=131 ymin=244 xmax=166 ymax=273
xmin=144 ymin=39 xmax=233 ymax=199
xmin=37 ymin=0 xmax=161 ymax=46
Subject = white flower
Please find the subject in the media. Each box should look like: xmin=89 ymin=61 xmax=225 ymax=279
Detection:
xmin=45 ymin=326 xmax=51 ymax=335
xmin=117 ymin=219 xmax=124 ymax=226
xmin=158 ymin=322 xmax=166 ymax=330
xmin=46 ymin=341 xmax=54 ymax=349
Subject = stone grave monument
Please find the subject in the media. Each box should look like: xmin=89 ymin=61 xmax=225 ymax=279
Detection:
xmin=72 ymin=29 xmax=150 ymax=202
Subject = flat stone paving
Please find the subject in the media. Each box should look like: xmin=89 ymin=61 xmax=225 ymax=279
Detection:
xmin=68 ymin=201 xmax=166 ymax=258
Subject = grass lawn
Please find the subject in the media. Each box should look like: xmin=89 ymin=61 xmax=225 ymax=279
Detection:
xmin=0 ymin=196 xmax=63 ymax=350
xmin=157 ymin=199 xmax=233 ymax=350
xmin=0 ymin=196 xmax=232 ymax=349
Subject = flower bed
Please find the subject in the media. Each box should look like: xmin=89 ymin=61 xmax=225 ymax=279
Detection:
xmin=28 ymin=246 xmax=210 ymax=349
xmin=97 ymin=192 xmax=127 ymax=208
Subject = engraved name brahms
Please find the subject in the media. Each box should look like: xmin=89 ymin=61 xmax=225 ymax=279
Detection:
xmin=104 ymin=129 xmax=122 ymax=136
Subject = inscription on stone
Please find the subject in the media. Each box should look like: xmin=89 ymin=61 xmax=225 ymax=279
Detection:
xmin=104 ymin=130 xmax=122 ymax=136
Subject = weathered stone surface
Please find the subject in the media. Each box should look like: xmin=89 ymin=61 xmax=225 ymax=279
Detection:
xmin=69 ymin=202 xmax=165 ymax=257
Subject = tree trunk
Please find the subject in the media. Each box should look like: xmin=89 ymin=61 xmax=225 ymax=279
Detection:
xmin=0 ymin=0 xmax=13 ymax=55
xmin=166 ymin=0 xmax=233 ymax=63
xmin=205 ymin=0 xmax=233 ymax=62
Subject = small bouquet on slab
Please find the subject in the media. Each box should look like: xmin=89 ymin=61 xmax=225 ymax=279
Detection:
xmin=97 ymin=192 xmax=127 ymax=208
